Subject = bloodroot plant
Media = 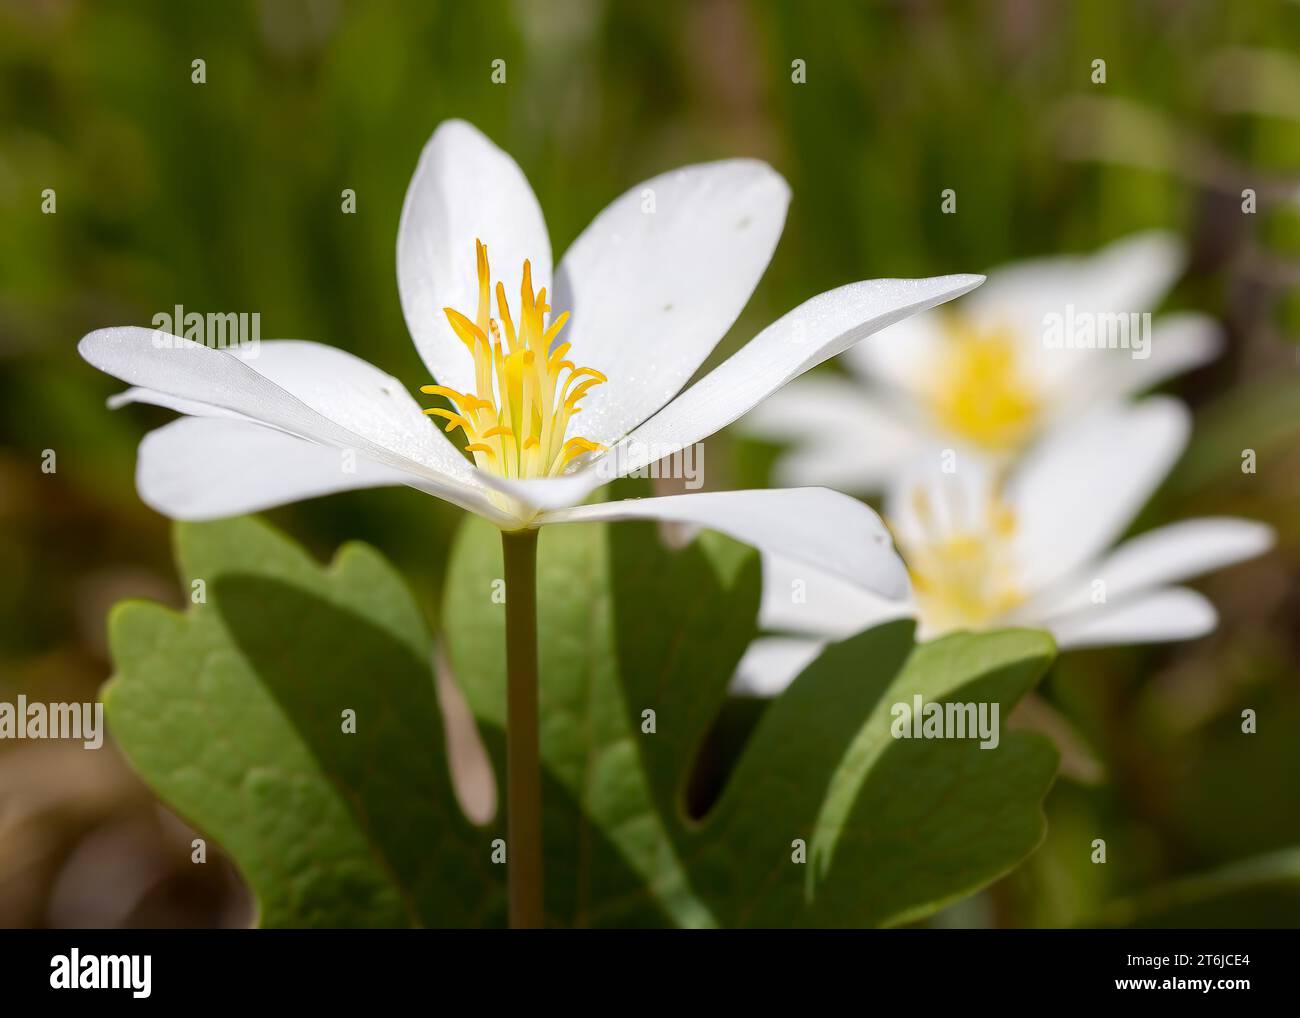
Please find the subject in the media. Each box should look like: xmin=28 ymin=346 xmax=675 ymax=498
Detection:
xmin=81 ymin=120 xmax=986 ymax=927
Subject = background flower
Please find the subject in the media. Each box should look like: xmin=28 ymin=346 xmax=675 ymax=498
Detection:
xmin=742 ymin=232 xmax=1223 ymax=492
xmin=738 ymin=398 xmax=1273 ymax=695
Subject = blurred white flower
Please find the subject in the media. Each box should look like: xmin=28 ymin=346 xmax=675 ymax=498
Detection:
xmin=742 ymin=232 xmax=1221 ymax=493
xmin=737 ymin=398 xmax=1273 ymax=695
xmin=78 ymin=119 xmax=984 ymax=599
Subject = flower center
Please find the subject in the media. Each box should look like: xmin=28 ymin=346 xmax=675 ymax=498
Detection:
xmin=925 ymin=318 xmax=1039 ymax=452
xmin=421 ymin=240 xmax=606 ymax=480
xmin=897 ymin=486 xmax=1025 ymax=634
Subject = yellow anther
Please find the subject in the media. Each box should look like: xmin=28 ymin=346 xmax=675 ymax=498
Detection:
xmin=542 ymin=312 xmax=569 ymax=348
xmin=459 ymin=394 xmax=494 ymax=414
xmin=567 ymin=366 xmax=607 ymax=385
xmin=495 ymin=282 xmax=518 ymax=350
xmin=421 ymin=384 xmax=466 ymax=400
xmin=564 ymin=378 xmax=603 ymax=411
xmin=423 ymin=408 xmax=470 ymax=434
xmin=444 ymin=307 xmax=489 ymax=352
xmin=557 ymin=436 xmax=605 ymax=469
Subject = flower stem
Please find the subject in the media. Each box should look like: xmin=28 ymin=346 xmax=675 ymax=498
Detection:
xmin=501 ymin=528 xmax=543 ymax=928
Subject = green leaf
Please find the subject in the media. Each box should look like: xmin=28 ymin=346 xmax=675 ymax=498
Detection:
xmin=103 ymin=508 xmax=1057 ymax=928
xmin=444 ymin=508 xmax=1059 ymax=927
xmin=104 ymin=516 xmax=501 ymax=927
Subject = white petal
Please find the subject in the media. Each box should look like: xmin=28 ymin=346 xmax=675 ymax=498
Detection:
xmin=472 ymin=461 xmax=605 ymax=515
xmin=554 ymin=160 xmax=789 ymax=446
xmin=1029 ymin=314 xmax=1220 ymax=424
xmin=883 ymin=447 xmax=1003 ymax=552
xmin=759 ymin=552 xmax=910 ymax=638
xmin=738 ymin=373 xmax=922 ymax=491
xmin=396 ymin=119 xmax=552 ymax=390
xmin=1009 ymin=397 xmax=1190 ymax=593
xmin=768 ymin=437 xmax=920 ymax=494
xmin=112 ymin=339 xmax=473 ymax=477
xmin=79 ymin=329 xmax=505 ymax=519
xmin=137 ymin=417 xmax=411 ymax=520
xmin=839 ymin=311 xmax=949 ymax=395
xmin=1046 ymin=587 xmax=1218 ymax=648
xmin=1104 ymin=311 xmax=1223 ymax=400
xmin=540 ymin=487 xmax=911 ymax=599
xmin=730 ymin=637 xmax=826 ymax=697
xmin=738 ymin=372 xmax=879 ymax=442
xmin=971 ymin=233 xmax=1184 ymax=410
xmin=1033 ymin=517 xmax=1274 ymax=619
xmin=603 ymin=274 xmax=985 ymax=481
xmin=967 ymin=231 xmax=1184 ymax=340
xmin=108 ymin=387 xmax=249 ymax=421
xmin=1029 ymin=314 xmax=1220 ymax=432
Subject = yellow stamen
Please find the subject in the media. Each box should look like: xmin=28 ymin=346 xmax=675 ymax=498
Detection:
xmin=563 ymin=378 xmax=604 ymax=409
xmin=556 ymin=436 xmax=604 ymax=472
xmin=495 ymin=282 xmax=518 ymax=351
xmin=423 ymin=408 xmax=470 ymax=434
xmin=444 ymin=307 xmax=489 ymax=353
xmin=926 ymin=317 xmax=1040 ymax=452
xmin=897 ymin=483 xmax=1025 ymax=634
xmin=459 ymin=394 xmax=496 ymax=415
xmin=420 ymin=384 xmax=467 ymax=400
xmin=421 ymin=239 xmax=607 ymax=483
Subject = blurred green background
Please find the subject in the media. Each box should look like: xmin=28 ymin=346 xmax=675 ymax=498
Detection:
xmin=1 ymin=0 xmax=1297 ymax=927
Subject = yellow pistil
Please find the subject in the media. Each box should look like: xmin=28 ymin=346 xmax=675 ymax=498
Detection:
xmin=421 ymin=239 xmax=607 ymax=481
xmin=926 ymin=317 xmax=1040 ymax=452
xmin=900 ymin=486 xmax=1024 ymax=634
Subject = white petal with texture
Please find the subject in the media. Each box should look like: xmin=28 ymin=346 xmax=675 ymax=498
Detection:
xmin=79 ymin=328 xmax=508 ymax=520
xmin=397 ymin=120 xmax=552 ymax=391
xmin=136 ymin=417 xmax=411 ymax=521
xmin=110 ymin=339 xmax=474 ymax=479
xmin=604 ymin=274 xmax=985 ymax=478
xmin=554 ymin=160 xmax=789 ymax=446
xmin=840 ymin=311 xmax=948 ymax=395
xmin=542 ymin=487 xmax=910 ymax=599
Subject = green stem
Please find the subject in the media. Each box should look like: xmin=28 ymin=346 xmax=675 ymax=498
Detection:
xmin=501 ymin=528 xmax=543 ymax=928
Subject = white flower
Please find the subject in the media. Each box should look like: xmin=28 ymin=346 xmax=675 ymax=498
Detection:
xmin=742 ymin=232 xmax=1222 ymax=493
xmin=78 ymin=119 xmax=983 ymax=598
xmin=737 ymin=399 xmax=1273 ymax=695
